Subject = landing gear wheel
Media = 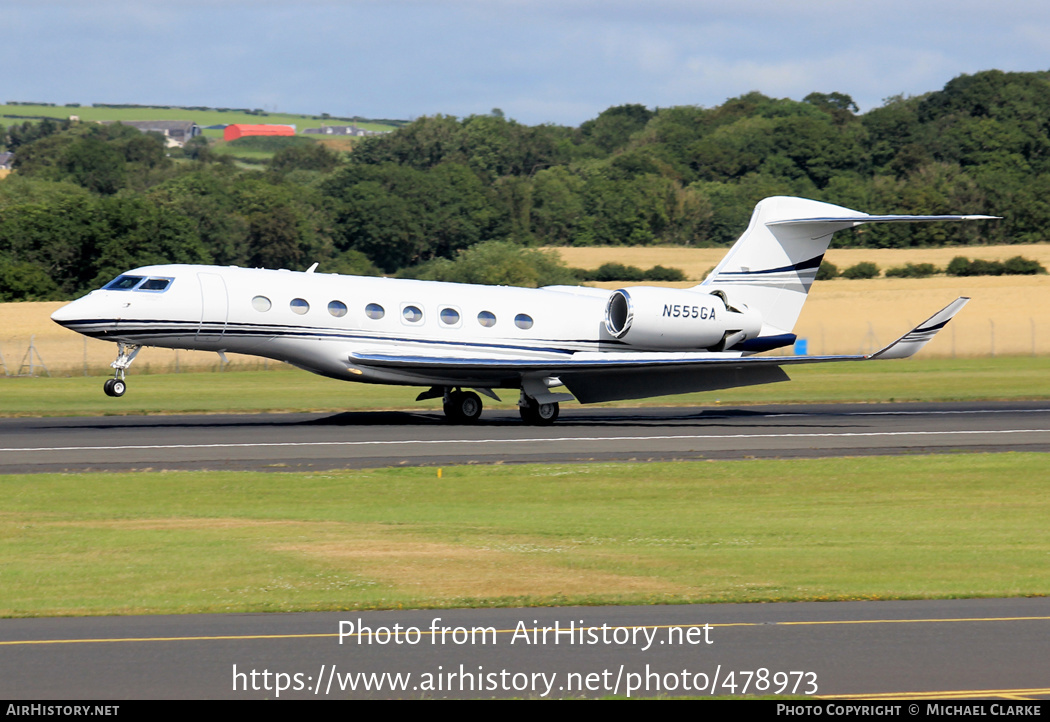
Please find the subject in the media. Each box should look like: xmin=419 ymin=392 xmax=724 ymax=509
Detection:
xmin=104 ymin=342 xmax=140 ymax=398
xmin=443 ymin=390 xmax=483 ymax=424
xmin=520 ymin=398 xmax=559 ymax=425
xmin=103 ymin=378 xmax=126 ymax=397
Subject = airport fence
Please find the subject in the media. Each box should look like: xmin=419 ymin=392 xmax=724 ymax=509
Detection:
xmin=2 ymin=315 xmax=1047 ymax=378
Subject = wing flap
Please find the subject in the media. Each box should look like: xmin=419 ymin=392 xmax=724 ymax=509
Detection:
xmin=348 ymin=350 xmax=861 ymax=373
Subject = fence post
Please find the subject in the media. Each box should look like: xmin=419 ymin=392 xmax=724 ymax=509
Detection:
xmin=17 ymin=336 xmax=51 ymax=377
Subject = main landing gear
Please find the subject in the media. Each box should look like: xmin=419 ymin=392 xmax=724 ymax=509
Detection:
xmin=443 ymin=389 xmax=483 ymax=424
xmin=519 ymin=393 xmax=559 ymax=425
xmin=103 ymin=342 xmax=141 ymax=398
xmin=417 ymin=385 xmax=561 ymax=425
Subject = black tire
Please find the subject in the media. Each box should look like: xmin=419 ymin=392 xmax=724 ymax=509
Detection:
xmin=519 ymin=399 xmax=559 ymax=425
xmin=444 ymin=390 xmax=482 ymax=424
xmin=111 ymin=379 xmax=126 ymax=397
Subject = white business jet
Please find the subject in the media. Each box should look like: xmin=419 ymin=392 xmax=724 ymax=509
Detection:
xmin=51 ymin=196 xmax=995 ymax=424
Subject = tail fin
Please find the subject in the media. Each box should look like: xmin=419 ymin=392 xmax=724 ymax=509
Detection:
xmin=699 ymin=196 xmax=996 ymax=336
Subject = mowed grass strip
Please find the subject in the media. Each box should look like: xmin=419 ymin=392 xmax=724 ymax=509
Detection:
xmin=1 ymin=454 xmax=1048 ymax=617
xmin=1 ymin=356 xmax=1047 ymax=417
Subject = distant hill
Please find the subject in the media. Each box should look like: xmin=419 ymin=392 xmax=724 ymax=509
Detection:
xmin=0 ymin=102 xmax=405 ymax=136
xmin=4 ymin=70 xmax=1050 ymax=304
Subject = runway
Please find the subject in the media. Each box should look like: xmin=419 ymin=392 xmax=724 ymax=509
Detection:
xmin=1 ymin=401 xmax=1049 ymax=473
xmin=2 ymin=598 xmax=1049 ymax=699
xmin=3 ymin=401 xmax=1048 ymax=700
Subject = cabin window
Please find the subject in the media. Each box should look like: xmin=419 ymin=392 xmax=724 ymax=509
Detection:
xmin=290 ymin=298 xmax=310 ymax=315
xmin=402 ymin=305 xmax=423 ymax=323
xmin=251 ymin=295 xmax=272 ymax=312
xmin=439 ymin=307 xmax=461 ymax=326
xmin=514 ymin=313 xmax=534 ymax=330
xmin=328 ymin=300 xmax=348 ymax=318
xmin=477 ymin=311 xmax=496 ymax=327
xmin=365 ymin=303 xmax=385 ymax=320
xmin=139 ymin=278 xmax=172 ymax=292
xmin=104 ymin=275 xmax=144 ymax=290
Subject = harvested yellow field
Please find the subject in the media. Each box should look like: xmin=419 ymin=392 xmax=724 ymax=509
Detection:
xmin=2 ymin=249 xmax=1048 ymax=376
xmin=796 ymin=275 xmax=1049 ymax=357
xmin=580 ymin=275 xmax=1050 ymax=357
xmin=0 ymin=302 xmax=264 ymax=376
xmin=823 ymin=245 xmax=1050 ymax=271
xmin=555 ymin=245 xmax=1050 ymax=357
xmin=551 ymin=246 xmax=724 ymax=281
xmin=549 ymin=244 xmax=1050 ymax=282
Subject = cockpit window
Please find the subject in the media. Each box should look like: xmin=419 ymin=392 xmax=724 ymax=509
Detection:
xmin=139 ymin=278 xmax=172 ymax=292
xmin=105 ymin=275 xmax=144 ymax=290
xmin=103 ymin=275 xmax=174 ymax=292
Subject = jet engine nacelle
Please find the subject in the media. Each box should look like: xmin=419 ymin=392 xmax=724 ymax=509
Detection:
xmin=604 ymin=287 xmax=762 ymax=350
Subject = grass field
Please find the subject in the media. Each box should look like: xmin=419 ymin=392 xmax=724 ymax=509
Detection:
xmin=0 ymin=103 xmax=399 ymax=133
xmin=1 ymin=454 xmax=1047 ymax=617
xmin=1 ymin=357 xmax=1048 ymax=417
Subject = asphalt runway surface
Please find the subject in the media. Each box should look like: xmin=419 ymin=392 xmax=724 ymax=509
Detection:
xmin=2 ymin=598 xmax=1049 ymax=699
xmin=1 ymin=400 xmax=1049 ymax=473
xmin=3 ymin=401 xmax=1048 ymax=700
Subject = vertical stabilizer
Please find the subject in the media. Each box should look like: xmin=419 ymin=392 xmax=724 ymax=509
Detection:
xmin=699 ymin=196 xmax=996 ymax=336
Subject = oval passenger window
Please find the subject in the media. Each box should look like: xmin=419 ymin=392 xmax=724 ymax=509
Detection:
xmin=440 ymin=308 xmax=460 ymax=325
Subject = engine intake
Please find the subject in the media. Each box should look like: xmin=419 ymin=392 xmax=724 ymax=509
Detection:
xmin=604 ymin=287 xmax=761 ymax=350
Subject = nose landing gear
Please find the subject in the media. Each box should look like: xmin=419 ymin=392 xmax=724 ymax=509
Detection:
xmin=103 ymin=378 xmax=127 ymax=397
xmin=103 ymin=342 xmax=141 ymax=397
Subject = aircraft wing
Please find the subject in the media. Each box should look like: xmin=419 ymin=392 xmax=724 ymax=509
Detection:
xmin=349 ymin=298 xmax=969 ymax=403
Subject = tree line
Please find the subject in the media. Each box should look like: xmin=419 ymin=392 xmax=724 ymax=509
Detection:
xmin=2 ymin=69 xmax=1048 ymax=302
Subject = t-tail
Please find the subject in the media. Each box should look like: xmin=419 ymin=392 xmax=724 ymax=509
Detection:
xmin=699 ymin=196 xmax=997 ymax=338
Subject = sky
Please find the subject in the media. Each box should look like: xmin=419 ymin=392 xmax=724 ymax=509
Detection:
xmin=4 ymin=0 xmax=1049 ymax=126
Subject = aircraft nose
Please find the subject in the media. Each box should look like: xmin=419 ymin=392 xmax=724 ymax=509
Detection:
xmin=50 ymin=301 xmax=77 ymax=327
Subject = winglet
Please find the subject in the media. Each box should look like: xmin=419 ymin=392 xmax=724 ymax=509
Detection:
xmin=869 ymin=298 xmax=970 ymax=360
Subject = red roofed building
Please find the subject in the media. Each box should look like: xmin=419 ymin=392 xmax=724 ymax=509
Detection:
xmin=223 ymin=124 xmax=295 ymax=141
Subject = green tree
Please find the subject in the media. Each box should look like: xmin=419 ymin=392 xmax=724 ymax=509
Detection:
xmin=576 ymin=104 xmax=654 ymax=154
xmin=402 ymin=240 xmax=575 ymax=287
xmin=270 ymin=143 xmax=341 ymax=174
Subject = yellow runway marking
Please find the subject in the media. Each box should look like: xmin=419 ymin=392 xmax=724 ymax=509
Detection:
xmin=820 ymin=687 xmax=1050 ymax=700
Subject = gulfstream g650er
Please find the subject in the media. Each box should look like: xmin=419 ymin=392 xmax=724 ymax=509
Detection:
xmin=51 ymin=196 xmax=995 ymax=424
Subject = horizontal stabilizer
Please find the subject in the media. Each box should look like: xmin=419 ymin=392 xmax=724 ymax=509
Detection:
xmin=768 ymin=214 xmax=999 ymax=227
xmin=869 ymin=297 xmax=970 ymax=360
